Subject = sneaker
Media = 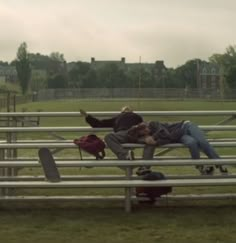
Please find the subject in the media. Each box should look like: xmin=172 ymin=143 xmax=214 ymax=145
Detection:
xmin=126 ymin=150 xmax=135 ymax=160
xmin=203 ymin=166 xmax=215 ymax=175
xmin=196 ymin=165 xmax=214 ymax=175
xmin=136 ymin=166 xmax=152 ymax=176
xmin=217 ymin=165 xmax=228 ymax=174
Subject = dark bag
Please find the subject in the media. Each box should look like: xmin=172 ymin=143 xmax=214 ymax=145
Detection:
xmin=73 ymin=134 xmax=106 ymax=160
xmin=136 ymin=171 xmax=172 ymax=203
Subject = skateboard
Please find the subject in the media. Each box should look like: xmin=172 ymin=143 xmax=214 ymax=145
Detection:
xmin=38 ymin=147 xmax=61 ymax=182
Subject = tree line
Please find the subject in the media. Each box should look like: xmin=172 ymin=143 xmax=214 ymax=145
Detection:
xmin=1 ymin=42 xmax=236 ymax=94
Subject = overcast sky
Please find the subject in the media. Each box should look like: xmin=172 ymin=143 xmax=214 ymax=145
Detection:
xmin=0 ymin=0 xmax=235 ymax=67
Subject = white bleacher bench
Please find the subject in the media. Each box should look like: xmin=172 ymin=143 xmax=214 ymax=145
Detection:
xmin=0 ymin=167 xmax=236 ymax=212
xmin=0 ymin=110 xmax=236 ymax=212
xmin=0 ymin=158 xmax=236 ymax=212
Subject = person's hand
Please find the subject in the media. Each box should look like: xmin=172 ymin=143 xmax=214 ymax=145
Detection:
xmin=144 ymin=136 xmax=156 ymax=145
xmin=80 ymin=109 xmax=87 ymax=117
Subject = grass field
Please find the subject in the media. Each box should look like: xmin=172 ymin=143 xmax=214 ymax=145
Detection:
xmin=1 ymin=205 xmax=236 ymax=243
xmin=1 ymin=99 xmax=236 ymax=243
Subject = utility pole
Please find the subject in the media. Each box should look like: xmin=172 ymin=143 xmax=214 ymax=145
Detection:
xmin=219 ymin=65 xmax=225 ymax=102
xmin=196 ymin=60 xmax=201 ymax=98
xmin=138 ymin=56 xmax=142 ymax=108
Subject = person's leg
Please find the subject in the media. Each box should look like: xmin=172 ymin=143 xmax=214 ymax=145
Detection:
xmin=180 ymin=134 xmax=200 ymax=159
xmin=185 ymin=122 xmax=227 ymax=173
xmin=180 ymin=134 xmax=214 ymax=174
xmin=185 ymin=122 xmax=219 ymax=159
xmin=104 ymin=130 xmax=130 ymax=160
xmin=136 ymin=145 xmax=156 ymax=175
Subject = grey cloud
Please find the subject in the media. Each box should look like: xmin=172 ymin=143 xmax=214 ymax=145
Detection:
xmin=0 ymin=0 xmax=236 ymax=66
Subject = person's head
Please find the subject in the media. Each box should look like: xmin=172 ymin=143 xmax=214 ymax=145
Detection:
xmin=136 ymin=123 xmax=150 ymax=136
xmin=121 ymin=106 xmax=133 ymax=113
xmin=128 ymin=122 xmax=150 ymax=140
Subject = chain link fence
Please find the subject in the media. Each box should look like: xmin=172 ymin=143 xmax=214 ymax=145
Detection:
xmin=36 ymin=88 xmax=235 ymax=101
xmin=0 ymin=92 xmax=33 ymax=111
xmin=1 ymin=88 xmax=236 ymax=110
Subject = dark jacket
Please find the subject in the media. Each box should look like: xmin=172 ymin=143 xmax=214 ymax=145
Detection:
xmin=128 ymin=121 xmax=185 ymax=145
xmin=86 ymin=112 xmax=143 ymax=132
xmin=148 ymin=121 xmax=185 ymax=145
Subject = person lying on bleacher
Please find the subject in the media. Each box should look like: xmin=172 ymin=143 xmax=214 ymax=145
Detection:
xmin=127 ymin=120 xmax=228 ymax=175
xmin=80 ymin=106 xmax=143 ymax=132
xmin=80 ymin=106 xmax=153 ymax=173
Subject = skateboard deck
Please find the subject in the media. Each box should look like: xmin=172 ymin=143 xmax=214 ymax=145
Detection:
xmin=38 ymin=148 xmax=61 ymax=182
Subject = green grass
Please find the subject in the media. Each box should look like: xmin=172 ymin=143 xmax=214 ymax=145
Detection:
xmin=1 ymin=98 xmax=236 ymax=242
xmin=15 ymin=98 xmax=236 ymax=112
xmin=1 ymin=206 xmax=236 ymax=243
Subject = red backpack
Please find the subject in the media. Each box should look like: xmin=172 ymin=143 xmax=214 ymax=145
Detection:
xmin=73 ymin=134 xmax=106 ymax=160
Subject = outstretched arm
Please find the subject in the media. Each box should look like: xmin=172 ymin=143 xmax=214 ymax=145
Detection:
xmin=80 ymin=109 xmax=116 ymax=128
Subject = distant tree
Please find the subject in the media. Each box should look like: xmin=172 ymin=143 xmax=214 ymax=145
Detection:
xmin=15 ymin=42 xmax=31 ymax=94
xmin=46 ymin=52 xmax=68 ymax=88
xmin=68 ymin=62 xmax=91 ymax=88
xmin=48 ymin=74 xmax=67 ymax=89
xmin=50 ymin=52 xmax=65 ymax=62
xmin=209 ymin=45 xmax=236 ymax=88
xmin=0 ymin=60 xmax=9 ymax=66
xmin=226 ymin=65 xmax=236 ymax=88
xmin=47 ymin=52 xmax=66 ymax=75
xmin=138 ymin=66 xmax=153 ymax=88
xmin=96 ymin=63 xmax=128 ymax=88
xmin=30 ymin=70 xmax=47 ymax=91
xmin=173 ymin=59 xmax=203 ymax=88
xmin=81 ymin=69 xmax=97 ymax=88
xmin=28 ymin=53 xmax=51 ymax=70
xmin=126 ymin=65 xmax=142 ymax=88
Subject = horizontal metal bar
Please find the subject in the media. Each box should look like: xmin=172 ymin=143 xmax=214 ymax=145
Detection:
xmin=124 ymin=141 xmax=236 ymax=148
xmin=1 ymin=194 xmax=236 ymax=202
xmin=0 ymin=143 xmax=77 ymax=148
xmin=3 ymin=155 xmax=236 ymax=161
xmin=0 ymin=127 xmax=110 ymax=132
xmin=1 ymin=141 xmax=236 ymax=149
xmin=1 ymin=138 xmax=236 ymax=144
xmin=1 ymin=110 xmax=236 ymax=117
xmin=0 ymin=174 xmax=235 ymax=181
xmin=0 ymin=138 xmax=236 ymax=143
xmin=0 ymin=175 xmax=128 ymax=181
xmin=0 ymin=195 xmax=128 ymax=201
xmin=1 ymin=125 xmax=236 ymax=132
xmin=200 ymin=125 xmax=236 ymax=131
xmin=0 ymin=158 xmax=236 ymax=167
xmin=1 ymin=178 xmax=236 ymax=188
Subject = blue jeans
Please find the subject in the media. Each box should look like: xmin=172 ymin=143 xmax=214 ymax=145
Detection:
xmin=180 ymin=122 xmax=220 ymax=159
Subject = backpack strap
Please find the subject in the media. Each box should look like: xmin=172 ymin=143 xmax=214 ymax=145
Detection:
xmin=73 ymin=139 xmax=83 ymax=160
xmin=77 ymin=145 xmax=83 ymax=160
xmin=75 ymin=145 xmax=83 ymax=170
